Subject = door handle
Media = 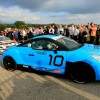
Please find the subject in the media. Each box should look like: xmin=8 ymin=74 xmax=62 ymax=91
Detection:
xmin=28 ymin=54 xmax=34 ymax=56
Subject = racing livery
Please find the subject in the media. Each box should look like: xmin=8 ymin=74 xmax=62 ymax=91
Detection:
xmin=2 ymin=35 xmax=100 ymax=83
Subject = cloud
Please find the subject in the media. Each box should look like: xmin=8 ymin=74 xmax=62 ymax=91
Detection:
xmin=0 ymin=0 xmax=47 ymax=11
xmin=0 ymin=0 xmax=100 ymax=24
xmin=1 ymin=0 xmax=100 ymax=14
xmin=0 ymin=6 xmax=40 ymax=23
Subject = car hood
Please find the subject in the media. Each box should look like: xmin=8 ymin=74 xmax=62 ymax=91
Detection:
xmin=67 ymin=43 xmax=100 ymax=62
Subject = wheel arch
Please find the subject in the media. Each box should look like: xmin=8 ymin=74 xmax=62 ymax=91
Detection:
xmin=3 ymin=55 xmax=18 ymax=71
xmin=3 ymin=55 xmax=17 ymax=64
xmin=65 ymin=61 xmax=96 ymax=81
xmin=2 ymin=50 xmax=24 ymax=65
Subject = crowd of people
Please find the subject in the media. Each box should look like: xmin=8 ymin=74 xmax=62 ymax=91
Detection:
xmin=0 ymin=23 xmax=100 ymax=45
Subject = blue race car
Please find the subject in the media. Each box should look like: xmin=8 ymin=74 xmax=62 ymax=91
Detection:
xmin=2 ymin=35 xmax=100 ymax=83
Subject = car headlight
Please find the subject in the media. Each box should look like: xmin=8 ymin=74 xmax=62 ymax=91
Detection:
xmin=91 ymin=55 xmax=100 ymax=61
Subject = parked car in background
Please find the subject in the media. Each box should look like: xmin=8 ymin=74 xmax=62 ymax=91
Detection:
xmin=0 ymin=36 xmax=18 ymax=54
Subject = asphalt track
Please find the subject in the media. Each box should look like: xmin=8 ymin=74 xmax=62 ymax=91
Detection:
xmin=0 ymin=56 xmax=100 ymax=100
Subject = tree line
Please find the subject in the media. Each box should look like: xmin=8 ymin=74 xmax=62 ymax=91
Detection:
xmin=0 ymin=20 xmax=100 ymax=31
xmin=0 ymin=21 xmax=59 ymax=31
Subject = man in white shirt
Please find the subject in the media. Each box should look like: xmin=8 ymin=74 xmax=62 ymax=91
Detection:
xmin=58 ymin=24 xmax=64 ymax=35
xmin=21 ymin=29 xmax=27 ymax=40
xmin=73 ymin=26 xmax=79 ymax=41
xmin=69 ymin=24 xmax=75 ymax=39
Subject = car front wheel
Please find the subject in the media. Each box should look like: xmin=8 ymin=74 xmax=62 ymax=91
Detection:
xmin=3 ymin=56 xmax=17 ymax=71
xmin=69 ymin=62 xmax=95 ymax=84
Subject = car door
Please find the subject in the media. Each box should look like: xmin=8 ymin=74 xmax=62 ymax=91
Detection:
xmin=17 ymin=39 xmax=44 ymax=66
xmin=19 ymin=38 xmax=67 ymax=74
xmin=30 ymin=39 xmax=67 ymax=74
xmin=17 ymin=39 xmax=47 ymax=66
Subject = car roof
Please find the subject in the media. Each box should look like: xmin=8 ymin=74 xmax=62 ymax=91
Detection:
xmin=33 ymin=34 xmax=64 ymax=40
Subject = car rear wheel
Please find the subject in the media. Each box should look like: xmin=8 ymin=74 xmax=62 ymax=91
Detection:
xmin=69 ymin=62 xmax=95 ymax=84
xmin=3 ymin=56 xmax=17 ymax=71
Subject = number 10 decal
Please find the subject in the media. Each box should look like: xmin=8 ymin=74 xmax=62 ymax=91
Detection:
xmin=49 ymin=54 xmax=64 ymax=66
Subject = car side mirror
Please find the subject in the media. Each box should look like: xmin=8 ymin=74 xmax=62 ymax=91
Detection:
xmin=53 ymin=49 xmax=57 ymax=54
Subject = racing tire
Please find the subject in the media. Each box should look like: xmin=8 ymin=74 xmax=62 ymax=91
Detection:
xmin=3 ymin=56 xmax=17 ymax=71
xmin=69 ymin=62 xmax=95 ymax=84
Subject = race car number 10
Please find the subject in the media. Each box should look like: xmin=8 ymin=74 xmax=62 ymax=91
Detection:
xmin=49 ymin=54 xmax=64 ymax=66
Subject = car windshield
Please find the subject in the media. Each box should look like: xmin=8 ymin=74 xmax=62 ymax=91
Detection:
xmin=56 ymin=37 xmax=83 ymax=50
xmin=0 ymin=36 xmax=10 ymax=41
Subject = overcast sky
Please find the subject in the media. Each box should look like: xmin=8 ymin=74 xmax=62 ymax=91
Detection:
xmin=0 ymin=0 xmax=100 ymax=24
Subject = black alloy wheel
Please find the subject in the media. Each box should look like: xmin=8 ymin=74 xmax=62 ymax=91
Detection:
xmin=3 ymin=56 xmax=17 ymax=71
xmin=69 ymin=62 xmax=93 ymax=84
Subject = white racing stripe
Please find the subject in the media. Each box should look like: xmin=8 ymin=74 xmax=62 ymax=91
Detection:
xmin=46 ymin=76 xmax=100 ymax=100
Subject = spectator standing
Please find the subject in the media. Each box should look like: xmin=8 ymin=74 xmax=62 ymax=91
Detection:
xmin=27 ymin=27 xmax=34 ymax=39
xmin=18 ymin=29 xmax=23 ymax=43
xmin=82 ymin=26 xmax=88 ymax=43
xmin=43 ymin=26 xmax=49 ymax=34
xmin=21 ymin=28 xmax=27 ymax=41
xmin=88 ymin=23 xmax=97 ymax=44
xmin=39 ymin=26 xmax=44 ymax=35
xmin=73 ymin=26 xmax=79 ymax=41
xmin=69 ymin=24 xmax=74 ymax=39
xmin=1 ymin=31 xmax=5 ymax=36
xmin=96 ymin=27 xmax=100 ymax=45
xmin=6 ymin=30 xmax=13 ymax=39
xmin=78 ymin=24 xmax=83 ymax=43
xmin=13 ymin=29 xmax=19 ymax=41
xmin=58 ymin=24 xmax=64 ymax=35
xmin=49 ymin=26 xmax=54 ymax=34
xmin=64 ymin=24 xmax=69 ymax=37
xmin=35 ymin=27 xmax=41 ymax=36
xmin=54 ymin=25 xmax=60 ymax=35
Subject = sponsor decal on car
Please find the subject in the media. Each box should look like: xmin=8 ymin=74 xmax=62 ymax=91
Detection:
xmin=23 ymin=65 xmax=29 ymax=68
xmin=36 ymin=51 xmax=46 ymax=55
xmin=53 ymin=70 xmax=62 ymax=73
xmin=41 ymin=68 xmax=49 ymax=71
xmin=32 ymin=66 xmax=37 ymax=69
